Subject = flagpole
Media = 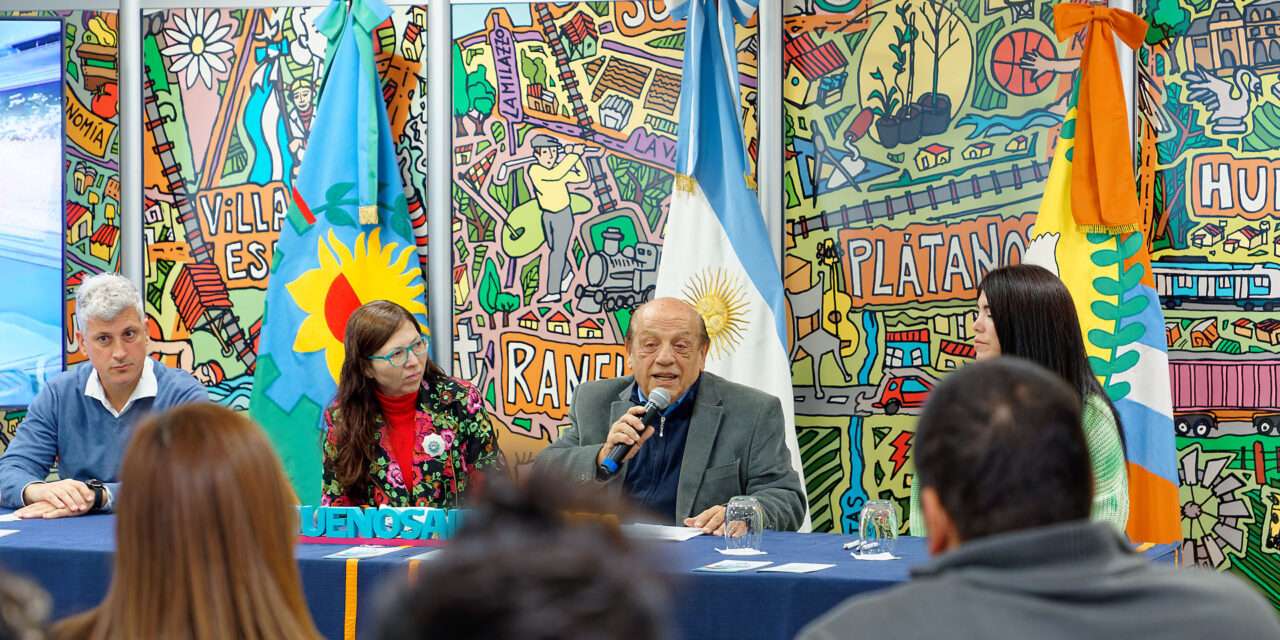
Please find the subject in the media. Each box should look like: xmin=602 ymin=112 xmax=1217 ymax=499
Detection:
xmin=120 ymin=0 xmax=143 ymax=289
xmin=428 ymin=0 xmax=454 ymax=375
xmin=759 ymin=0 xmax=784 ymax=270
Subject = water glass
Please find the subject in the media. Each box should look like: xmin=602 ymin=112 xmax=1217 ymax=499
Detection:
xmin=858 ymin=500 xmax=899 ymax=556
xmin=723 ymin=496 xmax=765 ymax=552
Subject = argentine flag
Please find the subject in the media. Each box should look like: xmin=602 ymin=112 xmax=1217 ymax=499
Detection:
xmin=658 ymin=0 xmax=809 ymax=529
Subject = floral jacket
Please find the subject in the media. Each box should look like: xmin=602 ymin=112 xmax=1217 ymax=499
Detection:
xmin=321 ymin=376 xmax=503 ymax=508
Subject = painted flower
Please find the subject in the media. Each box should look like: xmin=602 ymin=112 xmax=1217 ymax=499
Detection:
xmin=466 ymin=384 xmax=483 ymax=414
xmin=160 ymin=9 xmax=233 ymax=90
xmin=441 ymin=429 xmax=456 ymax=450
xmin=422 ymin=433 xmax=447 ymax=459
xmin=387 ymin=463 xmax=406 ymax=490
xmin=288 ymin=228 xmax=426 ymax=384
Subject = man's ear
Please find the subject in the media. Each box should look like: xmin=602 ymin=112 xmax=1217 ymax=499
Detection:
xmin=922 ymin=486 xmax=961 ymax=556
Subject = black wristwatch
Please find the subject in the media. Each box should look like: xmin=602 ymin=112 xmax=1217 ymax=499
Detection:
xmin=86 ymin=479 xmax=106 ymax=512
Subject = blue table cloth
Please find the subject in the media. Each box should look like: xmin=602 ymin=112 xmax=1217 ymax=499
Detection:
xmin=0 ymin=513 xmax=1177 ymax=639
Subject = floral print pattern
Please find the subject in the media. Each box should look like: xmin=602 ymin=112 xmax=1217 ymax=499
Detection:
xmin=321 ymin=376 xmax=504 ymax=508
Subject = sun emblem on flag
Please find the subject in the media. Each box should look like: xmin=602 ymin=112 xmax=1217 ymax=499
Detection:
xmin=288 ymin=228 xmax=426 ymax=383
xmin=682 ymin=268 xmax=750 ymax=359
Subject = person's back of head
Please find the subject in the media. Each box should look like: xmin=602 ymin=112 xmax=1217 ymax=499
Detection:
xmin=373 ymin=473 xmax=671 ymax=640
xmin=915 ymin=357 xmax=1091 ymax=548
xmin=0 ymin=571 xmax=49 ymax=640
xmin=53 ymin=404 xmax=319 ymax=640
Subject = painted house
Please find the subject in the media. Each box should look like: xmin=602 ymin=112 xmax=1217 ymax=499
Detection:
xmin=1166 ymin=321 xmax=1183 ymax=347
xmin=1192 ymin=223 xmax=1225 ymax=248
xmin=89 ymin=224 xmax=119 ymax=262
xmin=937 ymin=339 xmax=976 ymax=370
xmin=518 ymin=311 xmax=539 ymax=331
xmin=783 ymin=32 xmax=848 ymax=106
xmin=915 ymin=144 xmax=952 ymax=171
xmin=453 ymin=264 xmax=470 ymax=307
xmin=1233 ymin=318 xmax=1255 ymax=339
xmin=577 ymin=318 xmax=603 ymax=339
xmin=1005 ymin=135 xmax=1029 ymax=153
xmin=600 ymin=94 xmax=633 ymax=131
xmin=1224 ymin=225 xmax=1264 ymax=252
xmin=1189 ymin=317 xmax=1220 ymax=348
xmin=1257 ymin=318 xmax=1280 ymax=345
xmin=884 ymin=329 xmax=930 ymax=367
xmin=547 ymin=311 xmax=570 ymax=335
xmin=962 ymin=141 xmax=993 ymax=159
xmin=66 ymin=202 xmax=92 ymax=245
xmin=561 ymin=12 xmax=598 ymax=61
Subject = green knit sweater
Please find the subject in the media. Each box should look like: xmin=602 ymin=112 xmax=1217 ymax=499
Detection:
xmin=908 ymin=393 xmax=1130 ymax=536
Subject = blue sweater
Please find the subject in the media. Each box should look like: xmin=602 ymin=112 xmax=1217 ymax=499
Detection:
xmin=0 ymin=361 xmax=207 ymax=509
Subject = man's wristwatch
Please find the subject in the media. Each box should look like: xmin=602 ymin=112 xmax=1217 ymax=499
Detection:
xmin=86 ymin=479 xmax=105 ymax=512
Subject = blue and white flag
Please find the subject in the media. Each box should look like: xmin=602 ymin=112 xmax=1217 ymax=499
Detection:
xmin=659 ymin=0 xmax=808 ymax=528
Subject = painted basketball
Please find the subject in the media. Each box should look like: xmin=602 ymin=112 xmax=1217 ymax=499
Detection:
xmin=990 ymin=29 xmax=1056 ymax=96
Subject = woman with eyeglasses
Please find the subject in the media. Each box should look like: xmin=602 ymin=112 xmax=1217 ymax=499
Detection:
xmin=321 ymin=300 xmax=504 ymax=508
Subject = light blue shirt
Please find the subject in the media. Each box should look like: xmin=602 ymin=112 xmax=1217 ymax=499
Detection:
xmin=0 ymin=360 xmax=207 ymax=509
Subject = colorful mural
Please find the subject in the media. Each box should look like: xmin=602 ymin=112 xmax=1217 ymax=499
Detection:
xmin=139 ymin=7 xmax=429 ymax=410
xmin=780 ymin=0 xmax=1075 ymax=533
xmin=448 ymin=2 xmax=757 ymax=472
xmin=0 ymin=9 xmax=119 ymax=447
xmin=1138 ymin=0 xmax=1280 ymax=605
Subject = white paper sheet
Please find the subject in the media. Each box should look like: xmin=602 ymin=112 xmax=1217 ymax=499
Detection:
xmin=622 ymin=523 xmax=706 ymax=541
xmin=324 ymin=545 xmax=406 ymax=559
xmin=715 ymin=547 xmax=767 ymax=556
xmin=851 ymin=551 xmax=898 ymax=561
xmin=759 ymin=563 xmax=835 ymax=573
xmin=693 ymin=560 xmax=773 ymax=573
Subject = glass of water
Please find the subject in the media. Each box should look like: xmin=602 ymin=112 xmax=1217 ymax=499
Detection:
xmin=858 ymin=500 xmax=899 ymax=556
xmin=723 ymin=496 xmax=765 ymax=552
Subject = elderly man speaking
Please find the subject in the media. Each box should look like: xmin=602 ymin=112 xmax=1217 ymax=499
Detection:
xmin=534 ymin=298 xmax=804 ymax=533
xmin=0 ymin=274 xmax=206 ymax=518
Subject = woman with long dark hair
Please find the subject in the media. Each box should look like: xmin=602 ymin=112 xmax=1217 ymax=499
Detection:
xmin=321 ymin=300 xmax=503 ymax=507
xmin=909 ymin=264 xmax=1128 ymax=535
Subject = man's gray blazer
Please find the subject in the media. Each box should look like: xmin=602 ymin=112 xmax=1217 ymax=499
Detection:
xmin=533 ymin=372 xmax=806 ymax=530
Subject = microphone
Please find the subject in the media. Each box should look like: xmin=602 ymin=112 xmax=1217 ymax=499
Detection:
xmin=598 ymin=387 xmax=672 ymax=478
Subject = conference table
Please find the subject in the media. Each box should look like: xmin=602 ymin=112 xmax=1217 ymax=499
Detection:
xmin=0 ymin=513 xmax=1177 ymax=639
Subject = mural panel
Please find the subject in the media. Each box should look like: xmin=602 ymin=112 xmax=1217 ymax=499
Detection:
xmin=139 ymin=7 xmax=429 ymax=409
xmin=781 ymin=0 xmax=1075 ymax=532
xmin=449 ymin=1 xmax=757 ymax=472
xmin=1139 ymin=0 xmax=1280 ymax=605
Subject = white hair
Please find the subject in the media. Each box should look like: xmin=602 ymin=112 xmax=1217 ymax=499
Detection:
xmin=75 ymin=273 xmax=145 ymax=333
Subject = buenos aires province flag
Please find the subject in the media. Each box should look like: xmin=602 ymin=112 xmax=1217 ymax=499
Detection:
xmin=1025 ymin=4 xmax=1178 ymax=543
xmin=249 ymin=0 xmax=428 ymax=504
xmin=657 ymin=0 xmax=809 ymax=528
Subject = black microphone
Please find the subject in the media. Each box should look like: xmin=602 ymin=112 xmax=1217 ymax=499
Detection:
xmin=598 ymin=387 xmax=672 ymax=478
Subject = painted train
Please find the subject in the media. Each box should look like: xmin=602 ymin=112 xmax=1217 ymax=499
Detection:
xmin=575 ymin=228 xmax=660 ymax=313
xmin=1153 ymin=258 xmax=1280 ymax=310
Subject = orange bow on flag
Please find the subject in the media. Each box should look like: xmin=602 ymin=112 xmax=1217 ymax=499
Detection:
xmin=1053 ymin=3 xmax=1148 ymax=235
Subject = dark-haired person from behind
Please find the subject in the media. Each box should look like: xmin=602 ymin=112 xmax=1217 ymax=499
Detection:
xmin=371 ymin=473 xmax=672 ymax=640
xmin=910 ymin=263 xmax=1129 ymax=535
xmin=800 ymin=358 xmax=1280 ymax=640
xmin=322 ymin=300 xmax=504 ymax=507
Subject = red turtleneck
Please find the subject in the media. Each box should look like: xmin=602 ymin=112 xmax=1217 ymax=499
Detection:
xmin=375 ymin=388 xmax=418 ymax=483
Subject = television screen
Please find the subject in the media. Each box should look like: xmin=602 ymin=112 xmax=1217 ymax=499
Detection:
xmin=0 ymin=18 xmax=63 ymax=407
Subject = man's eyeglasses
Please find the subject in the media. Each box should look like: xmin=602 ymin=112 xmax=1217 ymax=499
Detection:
xmin=367 ymin=336 xmax=428 ymax=367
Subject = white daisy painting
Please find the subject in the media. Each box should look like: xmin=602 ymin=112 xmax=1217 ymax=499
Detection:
xmin=160 ymin=9 xmax=233 ymax=90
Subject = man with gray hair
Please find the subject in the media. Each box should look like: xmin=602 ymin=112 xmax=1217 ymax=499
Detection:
xmin=0 ymin=273 xmax=206 ymax=518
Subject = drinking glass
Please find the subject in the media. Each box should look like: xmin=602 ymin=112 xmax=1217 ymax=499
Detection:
xmin=723 ymin=496 xmax=765 ymax=552
xmin=858 ymin=500 xmax=899 ymax=556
